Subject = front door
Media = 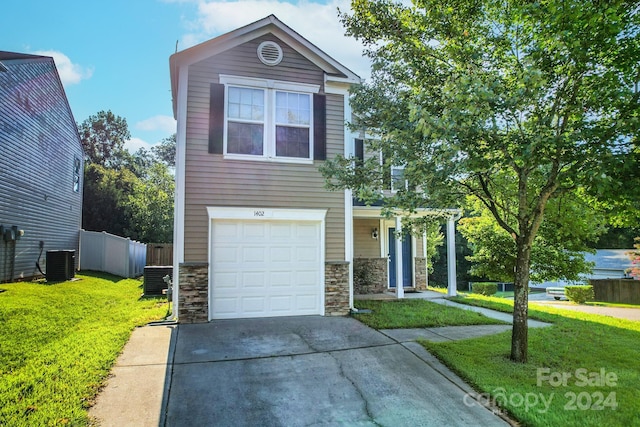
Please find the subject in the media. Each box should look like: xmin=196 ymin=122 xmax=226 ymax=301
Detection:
xmin=388 ymin=228 xmax=413 ymax=288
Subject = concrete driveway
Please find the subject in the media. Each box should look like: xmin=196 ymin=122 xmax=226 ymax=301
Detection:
xmin=164 ymin=316 xmax=509 ymax=426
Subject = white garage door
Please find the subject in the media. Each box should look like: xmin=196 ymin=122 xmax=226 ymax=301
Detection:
xmin=210 ymin=219 xmax=323 ymax=319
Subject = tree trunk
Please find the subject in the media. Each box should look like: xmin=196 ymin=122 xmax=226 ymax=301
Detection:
xmin=510 ymin=237 xmax=531 ymax=362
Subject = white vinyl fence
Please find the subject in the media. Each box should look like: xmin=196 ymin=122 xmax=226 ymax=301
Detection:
xmin=78 ymin=230 xmax=146 ymax=278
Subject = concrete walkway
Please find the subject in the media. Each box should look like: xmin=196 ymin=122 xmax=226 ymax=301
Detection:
xmin=89 ymin=323 xmax=176 ymax=427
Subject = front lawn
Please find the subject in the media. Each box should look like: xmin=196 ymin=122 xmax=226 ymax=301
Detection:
xmin=353 ymin=299 xmax=508 ymax=329
xmin=0 ymin=272 xmax=168 ymax=426
xmin=421 ymin=294 xmax=640 ymax=427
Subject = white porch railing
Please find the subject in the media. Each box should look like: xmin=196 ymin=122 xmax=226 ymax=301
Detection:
xmin=78 ymin=230 xmax=146 ymax=278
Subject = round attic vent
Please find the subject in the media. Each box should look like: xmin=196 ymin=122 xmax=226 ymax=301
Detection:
xmin=257 ymin=41 xmax=283 ymax=66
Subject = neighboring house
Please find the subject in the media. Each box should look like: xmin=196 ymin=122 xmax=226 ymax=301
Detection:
xmin=0 ymin=51 xmax=83 ymax=282
xmin=170 ymin=15 xmax=460 ymax=322
xmin=534 ymin=249 xmax=635 ymax=289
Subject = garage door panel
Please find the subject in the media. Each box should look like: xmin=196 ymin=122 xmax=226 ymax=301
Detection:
xmin=244 ymin=223 xmax=267 ymax=238
xmin=213 ymin=245 xmax=239 ymax=263
xmin=270 ymin=296 xmax=292 ymax=312
xmin=270 ymin=247 xmax=293 ymax=262
xmin=212 ymin=297 xmax=238 ymax=315
xmin=241 ymin=272 xmax=266 ymax=288
xmin=211 ymin=219 xmax=322 ymax=319
xmin=270 ymin=271 xmax=292 ymax=287
xmin=241 ymin=297 xmax=266 ymax=314
xmin=296 ymin=271 xmax=318 ymax=287
xmin=296 ymin=246 xmax=319 ymax=262
xmin=215 ymin=222 xmax=240 ymax=239
xmin=270 ymin=223 xmax=293 ymax=239
xmin=242 ymin=246 xmax=267 ymax=263
xmin=212 ymin=271 xmax=240 ymax=288
xmin=296 ymin=295 xmax=319 ymax=310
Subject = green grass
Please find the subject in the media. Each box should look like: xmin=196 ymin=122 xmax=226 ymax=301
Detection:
xmin=419 ymin=294 xmax=640 ymax=426
xmin=352 ymin=299 xmax=508 ymax=329
xmin=0 ymin=272 xmax=169 ymax=426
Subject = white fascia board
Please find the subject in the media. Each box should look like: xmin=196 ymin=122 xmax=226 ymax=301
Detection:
xmin=325 ymin=74 xmax=361 ymax=85
xmin=207 ymin=207 xmax=327 ymax=222
xmin=171 ymin=64 xmax=189 ymax=320
xmin=352 ymin=206 xmax=462 ymax=219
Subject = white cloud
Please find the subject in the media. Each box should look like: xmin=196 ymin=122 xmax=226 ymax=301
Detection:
xmin=33 ymin=50 xmax=93 ymax=86
xmin=135 ymin=115 xmax=177 ymax=133
xmin=124 ymin=137 xmax=154 ymax=154
xmin=179 ymin=0 xmax=371 ymax=80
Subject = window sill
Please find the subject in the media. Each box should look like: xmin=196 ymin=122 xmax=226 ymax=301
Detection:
xmin=223 ymin=153 xmax=314 ymax=165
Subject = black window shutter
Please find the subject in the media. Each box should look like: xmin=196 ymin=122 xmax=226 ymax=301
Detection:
xmin=354 ymin=138 xmax=364 ymax=164
xmin=209 ymin=83 xmax=225 ymax=154
xmin=313 ymin=93 xmax=326 ymax=160
xmin=382 ymin=153 xmax=391 ymax=190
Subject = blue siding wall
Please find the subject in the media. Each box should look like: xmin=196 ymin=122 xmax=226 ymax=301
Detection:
xmin=0 ymin=56 xmax=83 ymax=281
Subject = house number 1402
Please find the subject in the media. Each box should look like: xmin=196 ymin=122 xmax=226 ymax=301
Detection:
xmin=254 ymin=211 xmax=265 ymax=217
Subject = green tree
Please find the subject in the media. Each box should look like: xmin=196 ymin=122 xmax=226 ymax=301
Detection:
xmin=324 ymin=0 xmax=640 ymax=362
xmin=82 ymin=164 xmax=137 ymax=235
xmin=78 ymin=110 xmax=131 ymax=167
xmin=118 ymin=148 xmax=156 ymax=178
xmin=459 ymin=193 xmax=603 ymax=283
xmin=152 ymin=133 xmax=176 ymax=167
xmin=124 ymin=163 xmax=175 ymax=243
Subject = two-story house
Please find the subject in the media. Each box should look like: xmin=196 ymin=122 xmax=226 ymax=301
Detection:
xmin=0 ymin=52 xmax=83 ymax=282
xmin=170 ymin=15 xmax=459 ymax=322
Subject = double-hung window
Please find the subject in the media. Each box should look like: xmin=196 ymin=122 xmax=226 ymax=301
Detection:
xmin=227 ymin=87 xmax=265 ymax=155
xmin=219 ymin=75 xmax=319 ymax=163
xmin=390 ymin=165 xmax=408 ymax=192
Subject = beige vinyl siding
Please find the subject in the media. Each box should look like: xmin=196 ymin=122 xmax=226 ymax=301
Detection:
xmin=182 ymin=38 xmax=345 ymax=262
xmin=354 ymin=219 xmax=381 ymax=258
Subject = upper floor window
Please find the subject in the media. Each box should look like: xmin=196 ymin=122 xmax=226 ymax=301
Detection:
xmin=73 ymin=156 xmax=81 ymax=192
xmin=354 ymin=139 xmax=408 ymax=192
xmin=390 ymin=165 xmax=407 ymax=192
xmin=211 ymin=75 xmax=321 ymax=163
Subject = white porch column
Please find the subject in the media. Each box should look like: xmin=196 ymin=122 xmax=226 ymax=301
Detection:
xmin=423 ymin=231 xmax=428 ymax=289
xmin=395 ymin=216 xmax=404 ymax=299
xmin=447 ymin=215 xmax=457 ymax=297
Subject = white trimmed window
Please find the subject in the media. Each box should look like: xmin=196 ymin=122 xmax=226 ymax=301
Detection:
xmin=219 ymin=75 xmax=319 ymax=163
xmin=391 ymin=165 xmax=407 ymax=192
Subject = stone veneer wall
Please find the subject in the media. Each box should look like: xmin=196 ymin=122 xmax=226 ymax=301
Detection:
xmin=178 ymin=262 xmax=350 ymax=321
xmin=325 ymin=261 xmax=350 ymax=316
xmin=414 ymin=257 xmax=427 ymax=290
xmin=178 ymin=263 xmax=209 ymax=323
xmin=354 ymin=258 xmax=387 ymax=294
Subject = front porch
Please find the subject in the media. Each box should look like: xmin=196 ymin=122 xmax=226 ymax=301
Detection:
xmin=352 ymin=206 xmax=460 ymax=298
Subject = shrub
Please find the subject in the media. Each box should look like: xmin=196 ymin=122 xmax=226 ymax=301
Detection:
xmin=471 ymin=282 xmax=498 ymax=296
xmin=565 ymin=285 xmax=594 ymax=304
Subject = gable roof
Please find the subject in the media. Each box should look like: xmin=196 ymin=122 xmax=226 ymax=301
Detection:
xmin=0 ymin=51 xmax=50 ymax=72
xmin=0 ymin=51 xmax=48 ymax=61
xmin=169 ymin=14 xmax=361 ymax=116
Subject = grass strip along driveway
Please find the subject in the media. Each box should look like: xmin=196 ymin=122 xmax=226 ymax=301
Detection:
xmin=0 ymin=272 xmax=168 ymax=426
xmin=355 ymin=296 xmax=639 ymax=427
xmin=353 ymin=299 xmax=508 ymax=329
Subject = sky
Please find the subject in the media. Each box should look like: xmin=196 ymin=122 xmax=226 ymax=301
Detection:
xmin=2 ymin=0 xmax=370 ymax=153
